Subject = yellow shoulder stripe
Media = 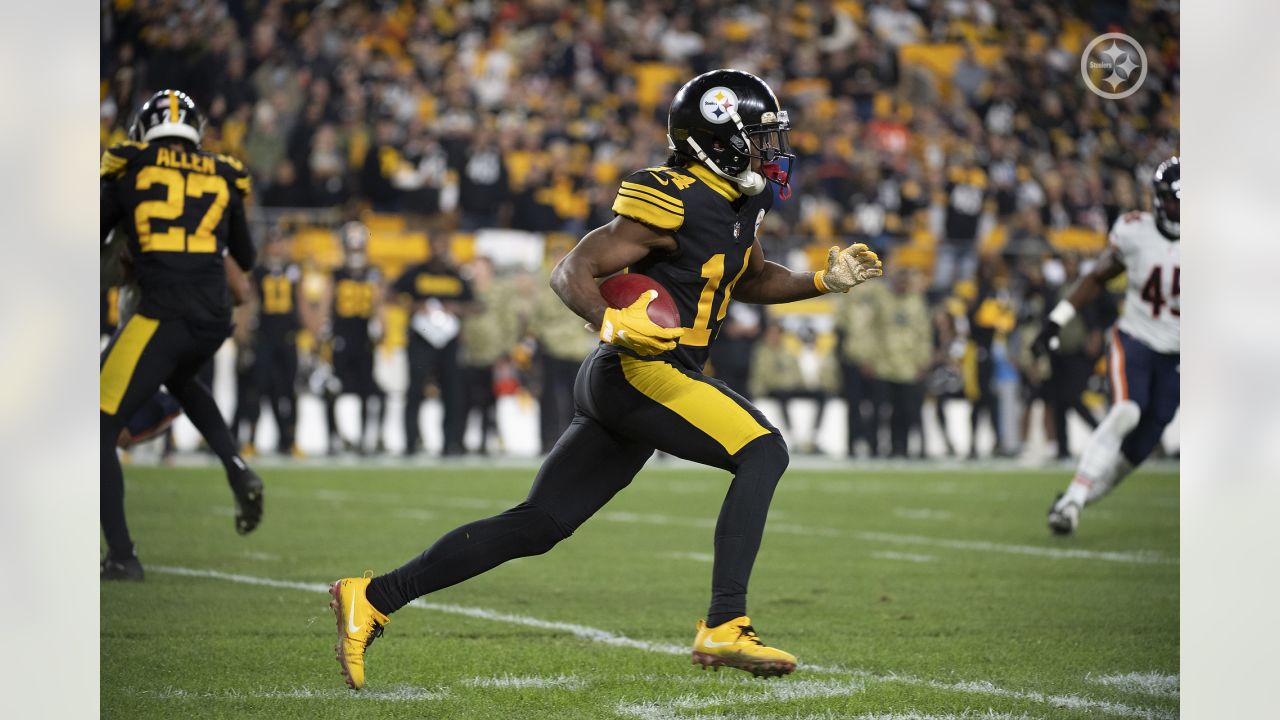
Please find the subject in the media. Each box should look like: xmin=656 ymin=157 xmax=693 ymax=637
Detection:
xmin=617 ymin=188 xmax=683 ymax=217
xmin=687 ymin=163 xmax=741 ymax=202
xmin=218 ymin=153 xmax=246 ymax=172
xmin=100 ymin=152 xmax=127 ymax=178
xmin=619 ymin=181 xmax=683 ymax=210
xmin=613 ymin=195 xmax=683 ymax=230
xmin=619 ymin=355 xmax=770 ymax=455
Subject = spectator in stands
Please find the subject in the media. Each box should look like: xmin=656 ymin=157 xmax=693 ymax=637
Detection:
xmin=460 ymin=256 xmax=516 ymax=456
xmin=963 ymin=257 xmax=1016 ymax=459
xmin=751 ymin=326 xmax=838 ymax=455
xmin=458 ymin=126 xmax=510 ymax=231
xmin=836 ymin=280 xmax=885 ymax=458
xmin=530 ymin=247 xmax=596 ymax=455
xmin=868 ymin=268 xmax=933 ymax=458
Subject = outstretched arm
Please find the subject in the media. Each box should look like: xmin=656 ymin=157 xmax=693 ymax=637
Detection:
xmin=735 ymin=238 xmax=883 ymax=304
xmin=733 ymin=239 xmax=824 ymax=304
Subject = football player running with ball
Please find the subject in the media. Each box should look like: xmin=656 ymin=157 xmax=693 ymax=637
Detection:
xmin=1039 ymin=157 xmax=1180 ymax=535
xmin=330 ymin=70 xmax=882 ymax=688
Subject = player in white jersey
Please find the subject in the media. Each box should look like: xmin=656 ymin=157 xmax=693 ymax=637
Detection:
xmin=1035 ymin=157 xmax=1180 ymax=534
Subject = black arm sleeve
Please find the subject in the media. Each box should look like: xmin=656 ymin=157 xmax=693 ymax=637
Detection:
xmin=225 ymin=192 xmax=256 ymax=271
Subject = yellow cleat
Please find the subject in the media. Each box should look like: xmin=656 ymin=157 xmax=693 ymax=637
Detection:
xmin=692 ymin=616 xmax=797 ymax=678
xmin=329 ymin=577 xmax=390 ymax=690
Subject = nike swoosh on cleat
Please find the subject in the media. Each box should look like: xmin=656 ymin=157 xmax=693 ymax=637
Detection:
xmin=347 ymin=592 xmax=361 ymax=634
xmin=702 ymin=639 xmax=736 ymax=648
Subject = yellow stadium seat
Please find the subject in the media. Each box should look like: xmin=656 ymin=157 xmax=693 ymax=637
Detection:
xmin=363 ymin=213 xmax=406 ymax=235
xmin=1049 ymin=226 xmax=1107 ymax=253
xmin=291 ymin=227 xmax=342 ymax=270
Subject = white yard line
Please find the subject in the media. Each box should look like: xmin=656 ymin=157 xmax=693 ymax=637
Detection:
xmin=1088 ymin=672 xmax=1180 ymax=699
xmin=616 ymin=678 xmax=866 ymax=720
xmin=461 ymin=673 xmax=583 ymax=689
xmin=870 ymin=551 xmax=936 ymax=564
xmin=893 ymin=508 xmax=954 ymax=521
xmin=662 ymin=551 xmax=715 ymax=563
xmin=149 ymin=566 xmax=1175 ymax=719
xmin=134 ymin=685 xmax=448 ymax=702
xmin=621 ymin=709 xmax=1038 ymax=720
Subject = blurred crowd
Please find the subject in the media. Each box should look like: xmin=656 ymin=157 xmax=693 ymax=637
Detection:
xmin=100 ymin=0 xmax=1179 ymax=460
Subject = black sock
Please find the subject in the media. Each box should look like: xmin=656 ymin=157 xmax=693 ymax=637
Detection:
xmin=705 ymin=612 xmax=740 ymax=629
xmin=101 ymin=414 xmax=134 ymax=558
xmin=171 ymin=379 xmax=245 ymax=474
xmin=707 ymin=434 xmax=788 ymax=624
xmin=366 ymin=502 xmax=568 ymax=615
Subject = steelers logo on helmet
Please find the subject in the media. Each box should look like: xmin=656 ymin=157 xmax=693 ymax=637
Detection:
xmin=700 ymin=87 xmax=739 ymax=125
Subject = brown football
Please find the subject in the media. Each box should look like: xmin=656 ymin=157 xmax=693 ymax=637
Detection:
xmin=598 ymin=273 xmax=681 ymax=329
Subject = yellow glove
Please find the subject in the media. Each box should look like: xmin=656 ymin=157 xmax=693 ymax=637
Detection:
xmin=814 ymin=243 xmax=883 ymax=293
xmin=599 ymin=290 xmax=684 ymax=356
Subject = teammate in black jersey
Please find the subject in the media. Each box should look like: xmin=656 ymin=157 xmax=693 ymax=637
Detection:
xmin=321 ymin=222 xmax=387 ymax=454
xmin=251 ymin=231 xmax=304 ymax=455
xmin=100 ymin=90 xmax=264 ymax=580
xmin=330 ymin=70 xmax=882 ymax=687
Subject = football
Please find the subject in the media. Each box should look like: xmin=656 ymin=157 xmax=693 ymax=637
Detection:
xmin=598 ymin=273 xmax=681 ymax=328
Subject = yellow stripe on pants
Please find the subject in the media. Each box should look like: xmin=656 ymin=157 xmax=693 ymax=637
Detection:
xmin=620 ymin=355 xmax=769 ymax=456
xmin=100 ymin=315 xmax=160 ymax=415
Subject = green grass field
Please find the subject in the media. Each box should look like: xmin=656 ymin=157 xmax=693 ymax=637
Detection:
xmin=101 ymin=462 xmax=1178 ymax=719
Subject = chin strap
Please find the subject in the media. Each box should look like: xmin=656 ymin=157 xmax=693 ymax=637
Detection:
xmin=683 ymin=136 xmax=766 ymax=196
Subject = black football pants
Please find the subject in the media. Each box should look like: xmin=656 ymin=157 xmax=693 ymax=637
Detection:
xmin=255 ymin=335 xmax=298 ymax=453
xmin=405 ymin=336 xmax=464 ymax=455
xmin=367 ymin=345 xmax=790 ymax=628
xmin=100 ymin=314 xmax=245 ymax=560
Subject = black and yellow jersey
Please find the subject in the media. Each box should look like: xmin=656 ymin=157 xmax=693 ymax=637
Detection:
xmin=612 ymin=163 xmax=773 ymax=371
xmin=100 ymin=139 xmax=255 ymax=332
xmin=253 ymin=263 xmax=302 ymax=337
xmin=331 ymin=266 xmax=382 ymax=339
xmin=392 ymin=259 xmax=473 ymax=304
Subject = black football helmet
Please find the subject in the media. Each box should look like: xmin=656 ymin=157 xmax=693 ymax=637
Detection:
xmin=128 ymin=89 xmax=205 ymax=146
xmin=1152 ymin=156 xmax=1179 ymax=240
xmin=667 ymin=69 xmax=794 ymax=198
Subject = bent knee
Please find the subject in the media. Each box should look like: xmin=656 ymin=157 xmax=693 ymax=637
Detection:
xmin=736 ymin=431 xmax=790 ymax=474
xmin=512 ymin=502 xmax=572 ymax=556
xmin=1109 ymin=400 xmax=1142 ymax=434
